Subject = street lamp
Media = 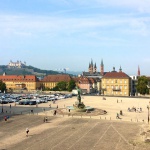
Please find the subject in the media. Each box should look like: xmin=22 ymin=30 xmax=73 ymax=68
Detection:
xmin=147 ymin=105 xmax=149 ymax=124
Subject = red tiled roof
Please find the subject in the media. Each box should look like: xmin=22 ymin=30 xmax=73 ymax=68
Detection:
xmin=73 ymin=77 xmax=96 ymax=84
xmin=42 ymin=74 xmax=72 ymax=82
xmin=103 ymin=72 xmax=130 ymax=79
xmin=0 ymin=75 xmax=39 ymax=82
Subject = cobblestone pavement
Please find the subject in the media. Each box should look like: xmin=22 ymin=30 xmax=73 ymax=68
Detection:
xmin=0 ymin=114 xmax=150 ymax=150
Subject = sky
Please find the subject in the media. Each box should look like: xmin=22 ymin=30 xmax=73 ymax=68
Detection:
xmin=0 ymin=0 xmax=150 ymax=75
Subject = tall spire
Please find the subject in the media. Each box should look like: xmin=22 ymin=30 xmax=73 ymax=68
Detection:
xmin=101 ymin=59 xmax=104 ymax=67
xmin=91 ymin=58 xmax=93 ymax=66
xmin=100 ymin=59 xmax=104 ymax=75
xmin=138 ymin=65 xmax=140 ymax=76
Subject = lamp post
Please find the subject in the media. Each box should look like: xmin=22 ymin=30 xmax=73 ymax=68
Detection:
xmin=147 ymin=105 xmax=149 ymax=124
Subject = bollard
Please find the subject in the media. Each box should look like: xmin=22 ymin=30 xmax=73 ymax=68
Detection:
xmin=131 ymin=119 xmax=132 ymax=122
xmin=105 ymin=117 xmax=106 ymax=120
xmin=110 ymin=117 xmax=111 ymax=120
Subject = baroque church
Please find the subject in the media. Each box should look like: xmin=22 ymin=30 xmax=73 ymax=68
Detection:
xmin=82 ymin=59 xmax=106 ymax=78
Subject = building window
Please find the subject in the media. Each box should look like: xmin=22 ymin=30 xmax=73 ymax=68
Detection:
xmin=115 ymin=80 xmax=117 ymax=83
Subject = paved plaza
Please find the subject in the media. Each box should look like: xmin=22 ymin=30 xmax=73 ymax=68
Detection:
xmin=1 ymin=96 xmax=150 ymax=150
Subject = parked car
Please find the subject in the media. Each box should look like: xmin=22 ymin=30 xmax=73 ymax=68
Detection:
xmin=29 ymin=100 xmax=36 ymax=105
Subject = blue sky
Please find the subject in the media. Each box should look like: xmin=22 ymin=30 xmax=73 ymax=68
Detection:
xmin=0 ymin=0 xmax=150 ymax=75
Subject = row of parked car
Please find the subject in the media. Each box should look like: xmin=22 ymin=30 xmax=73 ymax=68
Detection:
xmin=0 ymin=93 xmax=73 ymax=105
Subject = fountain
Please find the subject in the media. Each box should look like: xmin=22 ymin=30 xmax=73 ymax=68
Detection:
xmin=67 ymin=87 xmax=94 ymax=112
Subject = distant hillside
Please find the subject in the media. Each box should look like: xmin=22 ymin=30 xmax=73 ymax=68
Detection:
xmin=0 ymin=65 xmax=60 ymax=76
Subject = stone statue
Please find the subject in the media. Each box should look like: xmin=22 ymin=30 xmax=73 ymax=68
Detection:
xmin=77 ymin=87 xmax=81 ymax=104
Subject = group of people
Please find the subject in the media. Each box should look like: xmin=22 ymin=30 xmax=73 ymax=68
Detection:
xmin=128 ymin=107 xmax=142 ymax=112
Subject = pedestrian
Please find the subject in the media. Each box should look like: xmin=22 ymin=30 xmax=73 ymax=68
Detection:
xmin=53 ymin=110 xmax=57 ymax=115
xmin=140 ymin=107 xmax=142 ymax=112
xmin=57 ymin=105 xmax=58 ymax=109
xmin=45 ymin=117 xmax=48 ymax=122
xmin=4 ymin=116 xmax=7 ymax=121
xmin=10 ymin=104 xmax=11 ymax=109
xmin=69 ymin=109 xmax=70 ymax=112
xmin=116 ymin=113 xmax=120 ymax=119
xmin=43 ymin=117 xmax=45 ymax=123
xmin=26 ymin=128 xmax=29 ymax=137
xmin=31 ymin=109 xmax=33 ymax=114
xmin=120 ymin=110 xmax=123 ymax=115
xmin=49 ymin=104 xmax=51 ymax=108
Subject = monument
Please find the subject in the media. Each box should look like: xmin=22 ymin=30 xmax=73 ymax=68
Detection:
xmin=65 ymin=87 xmax=107 ymax=115
xmin=67 ymin=87 xmax=94 ymax=112
xmin=74 ymin=87 xmax=86 ymax=111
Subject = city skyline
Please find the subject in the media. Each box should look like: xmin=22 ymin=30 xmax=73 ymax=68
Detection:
xmin=0 ymin=1 xmax=150 ymax=75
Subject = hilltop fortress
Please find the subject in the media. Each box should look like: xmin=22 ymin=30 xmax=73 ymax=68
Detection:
xmin=8 ymin=60 xmax=26 ymax=68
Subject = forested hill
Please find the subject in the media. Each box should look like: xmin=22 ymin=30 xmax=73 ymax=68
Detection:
xmin=0 ymin=65 xmax=61 ymax=76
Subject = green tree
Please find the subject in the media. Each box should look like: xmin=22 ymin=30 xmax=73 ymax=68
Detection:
xmin=57 ymin=81 xmax=67 ymax=91
xmin=0 ymin=80 xmax=6 ymax=93
xmin=136 ymin=76 xmax=149 ymax=95
xmin=51 ymin=86 xmax=59 ymax=91
xmin=68 ymin=80 xmax=76 ymax=92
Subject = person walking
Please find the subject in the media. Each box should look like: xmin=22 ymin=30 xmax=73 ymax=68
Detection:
xmin=53 ymin=110 xmax=57 ymax=115
xmin=45 ymin=116 xmax=48 ymax=122
xmin=4 ymin=116 xmax=7 ymax=122
xmin=116 ymin=113 xmax=120 ymax=119
xmin=26 ymin=128 xmax=29 ymax=137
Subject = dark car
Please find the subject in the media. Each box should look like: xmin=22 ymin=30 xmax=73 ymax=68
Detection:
xmin=0 ymin=100 xmax=9 ymax=104
xmin=29 ymin=100 xmax=36 ymax=105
